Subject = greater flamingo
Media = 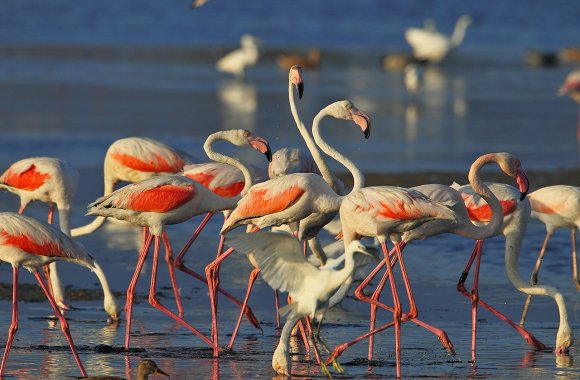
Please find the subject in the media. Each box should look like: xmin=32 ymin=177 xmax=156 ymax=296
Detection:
xmin=328 ymin=152 xmax=528 ymax=376
xmin=226 ymin=231 xmax=379 ymax=377
xmin=452 ymin=182 xmax=573 ymax=354
xmin=72 ymin=136 xmax=196 ymax=237
xmin=519 ymin=185 xmax=580 ymax=325
xmin=212 ymin=100 xmax=369 ymax=355
xmin=0 ymin=212 xmax=120 ymax=377
xmin=557 ymin=69 xmax=580 ymax=142
xmin=216 ymin=34 xmax=260 ymax=79
xmin=405 ymin=15 xmax=472 ymax=63
xmin=85 ymin=129 xmax=271 ymax=351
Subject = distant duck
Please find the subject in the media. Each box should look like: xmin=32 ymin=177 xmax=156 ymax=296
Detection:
xmin=559 ymin=47 xmax=580 ymax=63
xmin=216 ymin=34 xmax=261 ymax=79
xmin=78 ymin=359 xmax=169 ymax=380
xmin=405 ymin=15 xmax=472 ymax=63
xmin=277 ymin=48 xmax=321 ymax=70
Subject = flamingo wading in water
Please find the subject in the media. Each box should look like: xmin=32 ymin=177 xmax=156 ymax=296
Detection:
xmin=86 ymin=129 xmax=271 ymax=352
xmin=0 ymin=212 xmax=120 ymax=377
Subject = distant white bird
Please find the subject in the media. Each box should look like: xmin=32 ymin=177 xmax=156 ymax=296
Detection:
xmin=216 ymin=34 xmax=261 ymax=79
xmin=226 ymin=231 xmax=379 ymax=377
xmin=403 ymin=62 xmax=422 ymax=93
xmin=405 ymin=15 xmax=472 ymax=63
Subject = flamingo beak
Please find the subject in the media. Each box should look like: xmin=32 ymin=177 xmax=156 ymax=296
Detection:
xmin=516 ymin=170 xmax=530 ymax=201
xmin=350 ymin=107 xmax=371 ymax=139
xmin=291 ymin=65 xmax=304 ymax=99
xmin=557 ymin=80 xmax=580 ymax=96
xmin=249 ymin=135 xmax=273 ymax=162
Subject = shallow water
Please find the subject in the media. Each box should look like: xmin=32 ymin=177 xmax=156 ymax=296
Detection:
xmin=0 ymin=208 xmax=579 ymax=379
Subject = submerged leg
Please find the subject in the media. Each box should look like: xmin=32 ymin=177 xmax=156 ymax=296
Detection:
xmin=34 ymin=271 xmax=87 ymax=377
xmin=0 ymin=266 xmax=19 ymax=376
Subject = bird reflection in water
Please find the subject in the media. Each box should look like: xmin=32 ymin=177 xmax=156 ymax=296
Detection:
xmin=218 ymin=79 xmax=257 ymax=132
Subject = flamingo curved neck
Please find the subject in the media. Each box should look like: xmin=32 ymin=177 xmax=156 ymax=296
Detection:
xmin=450 ymin=20 xmax=469 ymax=47
xmin=203 ymin=131 xmax=254 ymax=197
xmin=461 ymin=154 xmax=504 ymax=240
xmin=504 ymin=229 xmax=572 ymax=349
xmin=312 ymin=110 xmax=364 ymax=195
xmin=288 ymin=81 xmax=341 ymax=194
xmin=90 ymin=260 xmax=119 ymax=319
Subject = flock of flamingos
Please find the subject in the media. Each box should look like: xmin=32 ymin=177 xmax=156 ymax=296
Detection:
xmin=0 ymin=65 xmax=580 ymax=379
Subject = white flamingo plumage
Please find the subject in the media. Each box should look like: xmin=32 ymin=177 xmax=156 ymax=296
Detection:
xmin=557 ymin=69 xmax=580 ymax=142
xmin=0 ymin=212 xmax=120 ymax=377
xmin=71 ymin=137 xmax=196 ymax=237
xmin=86 ymin=129 xmax=271 ymax=353
xmin=0 ymin=157 xmax=78 ymax=311
xmin=519 ymin=185 xmax=580 ymax=326
xmin=216 ymin=34 xmax=260 ymax=79
xmin=405 ymin=15 xmax=472 ymax=63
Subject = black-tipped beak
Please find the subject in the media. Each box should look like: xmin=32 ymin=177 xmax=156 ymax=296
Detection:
xmin=264 ymin=143 xmax=273 ymax=162
xmin=516 ymin=171 xmax=530 ymax=201
xmin=363 ymin=120 xmax=371 ymax=139
xmin=297 ymin=82 xmax=304 ymax=99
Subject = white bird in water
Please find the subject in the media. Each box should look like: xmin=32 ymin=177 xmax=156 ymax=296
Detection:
xmin=405 ymin=15 xmax=472 ymax=63
xmin=216 ymin=34 xmax=261 ymax=79
xmin=226 ymin=231 xmax=379 ymax=377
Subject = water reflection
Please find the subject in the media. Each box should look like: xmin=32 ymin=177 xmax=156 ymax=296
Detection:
xmin=218 ymin=79 xmax=257 ymax=132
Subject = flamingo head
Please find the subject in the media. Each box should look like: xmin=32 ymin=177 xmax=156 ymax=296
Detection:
xmin=554 ymin=326 xmax=573 ymax=355
xmin=239 ymin=130 xmax=272 ymax=162
xmin=557 ymin=70 xmax=580 ymax=103
xmin=289 ymin=65 xmax=304 ymax=99
xmin=495 ymin=153 xmax=529 ymax=201
xmin=272 ymin=344 xmax=291 ymax=376
xmin=329 ymin=100 xmax=371 ymax=139
xmin=104 ymin=294 xmax=121 ymax=322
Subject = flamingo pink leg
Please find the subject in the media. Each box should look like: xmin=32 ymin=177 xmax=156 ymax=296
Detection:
xmin=0 ymin=266 xmax=19 ymax=375
xmin=228 ymin=267 xmax=260 ymax=350
xmin=354 ymin=242 xmax=455 ymax=354
xmin=457 ymin=240 xmax=546 ymax=351
xmin=381 ymin=241 xmax=403 ymax=378
xmin=149 ymin=235 xmax=214 ymax=347
xmin=520 ymin=232 xmax=551 ymax=325
xmin=125 ymin=232 xmax=153 ymax=350
xmin=34 ymin=271 xmax=87 ymax=377
xmin=274 ymin=290 xmax=281 ymax=329
xmin=47 ymin=205 xmax=54 ymax=225
xmin=161 ymin=232 xmax=183 ymax=316
xmin=173 ymin=214 xmax=260 ymax=330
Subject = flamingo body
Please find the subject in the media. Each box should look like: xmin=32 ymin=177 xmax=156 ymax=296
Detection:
xmin=529 ymin=185 xmax=580 ymax=230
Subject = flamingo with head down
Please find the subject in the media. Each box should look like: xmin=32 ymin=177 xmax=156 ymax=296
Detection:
xmin=0 ymin=212 xmax=120 ymax=378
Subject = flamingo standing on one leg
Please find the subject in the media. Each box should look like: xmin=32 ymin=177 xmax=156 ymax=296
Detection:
xmin=0 ymin=212 xmax=120 ymax=377
xmin=86 ymin=129 xmax=271 ymax=352
xmin=517 ymin=185 xmax=580 ymax=325
xmin=452 ymin=182 xmax=573 ymax=354
xmin=72 ymin=136 xmax=196 ymax=237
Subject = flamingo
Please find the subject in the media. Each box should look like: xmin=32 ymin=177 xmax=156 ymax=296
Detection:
xmin=0 ymin=157 xmax=78 ymax=311
xmin=225 ymin=231 xmax=379 ymax=377
xmin=0 ymin=212 xmax=120 ymax=377
xmin=327 ymin=152 xmax=530 ymax=377
xmin=268 ymin=147 xmax=320 ymax=179
xmin=519 ymin=185 xmax=580 ymax=325
xmin=71 ymin=136 xmax=196 ymax=237
xmin=85 ymin=129 xmax=271 ymax=351
xmin=211 ymin=100 xmax=369 ymax=355
xmin=216 ymin=34 xmax=260 ymax=79
xmin=557 ymin=69 xmax=580 ymax=142
xmin=405 ymin=15 xmax=472 ymax=63
xmin=452 ymin=182 xmax=573 ymax=355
